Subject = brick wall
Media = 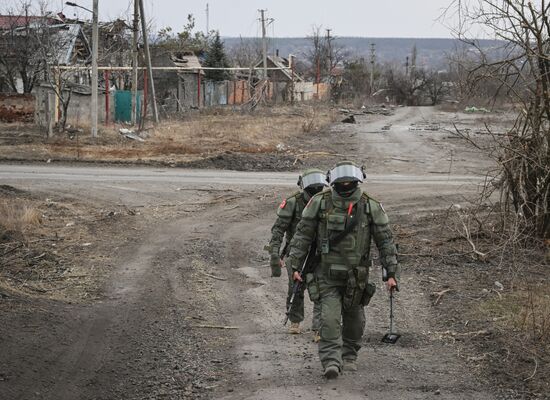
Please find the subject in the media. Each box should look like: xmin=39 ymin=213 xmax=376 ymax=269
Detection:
xmin=0 ymin=93 xmax=35 ymax=122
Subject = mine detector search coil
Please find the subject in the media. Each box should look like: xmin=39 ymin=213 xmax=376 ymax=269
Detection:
xmin=382 ymin=243 xmax=400 ymax=344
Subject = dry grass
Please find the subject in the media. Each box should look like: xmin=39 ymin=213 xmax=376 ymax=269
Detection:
xmin=0 ymin=105 xmax=337 ymax=163
xmin=0 ymin=198 xmax=42 ymax=239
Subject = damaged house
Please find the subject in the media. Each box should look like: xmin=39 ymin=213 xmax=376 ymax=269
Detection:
xmin=151 ymin=49 xmax=205 ymax=111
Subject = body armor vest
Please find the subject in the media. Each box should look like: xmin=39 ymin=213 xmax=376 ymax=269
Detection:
xmin=317 ymin=191 xmax=372 ymax=281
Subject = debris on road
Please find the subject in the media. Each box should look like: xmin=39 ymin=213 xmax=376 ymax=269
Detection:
xmin=362 ymin=105 xmax=395 ymax=116
xmin=464 ymin=106 xmax=490 ymax=113
xmin=341 ymin=115 xmax=356 ymax=124
xmin=199 ymin=271 xmax=227 ymax=281
xmin=119 ymin=128 xmax=146 ymax=142
xmin=409 ymin=123 xmax=440 ymax=131
xmin=193 ymin=324 xmax=239 ymax=330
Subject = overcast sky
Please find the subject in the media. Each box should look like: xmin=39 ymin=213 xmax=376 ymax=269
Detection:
xmin=11 ymin=0 xmax=458 ymax=38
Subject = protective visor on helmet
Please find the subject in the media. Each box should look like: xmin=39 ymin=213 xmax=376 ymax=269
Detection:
xmin=328 ymin=164 xmax=365 ymax=184
xmin=301 ymin=172 xmax=327 ymax=189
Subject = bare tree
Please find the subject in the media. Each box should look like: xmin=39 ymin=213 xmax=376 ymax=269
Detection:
xmin=0 ymin=2 xmax=49 ymax=93
xmin=227 ymin=36 xmax=262 ymax=68
xmin=304 ymin=25 xmax=348 ymax=81
xmin=447 ymin=0 xmax=550 ymax=239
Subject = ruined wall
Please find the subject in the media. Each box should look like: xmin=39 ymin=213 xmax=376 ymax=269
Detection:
xmin=33 ymin=85 xmax=115 ymax=128
xmin=0 ymin=93 xmax=35 ymax=122
xmin=293 ymin=82 xmax=329 ymax=101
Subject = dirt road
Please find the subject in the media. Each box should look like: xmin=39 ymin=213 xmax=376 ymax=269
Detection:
xmin=1 ymin=107 xmax=507 ymax=399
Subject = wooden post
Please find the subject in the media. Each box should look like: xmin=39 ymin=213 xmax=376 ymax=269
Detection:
xmin=104 ymin=70 xmax=110 ymax=125
xmin=197 ymin=73 xmax=201 ymax=108
xmin=131 ymin=0 xmax=139 ymax=125
xmin=47 ymin=91 xmax=55 ymax=137
xmin=241 ymin=81 xmax=245 ymax=104
xmin=143 ymin=71 xmax=148 ymax=123
xmin=316 ymin=57 xmax=320 ymax=100
xmin=290 ymin=55 xmax=295 ymax=104
xmin=55 ymin=70 xmax=60 ymax=123
xmin=138 ymin=0 xmax=159 ymax=123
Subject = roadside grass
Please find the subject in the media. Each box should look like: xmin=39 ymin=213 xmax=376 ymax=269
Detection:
xmin=401 ymin=207 xmax=549 ymax=398
xmin=0 ymin=198 xmax=42 ymax=240
xmin=478 ymin=284 xmax=550 ymax=345
xmin=0 ymin=105 xmax=336 ymax=163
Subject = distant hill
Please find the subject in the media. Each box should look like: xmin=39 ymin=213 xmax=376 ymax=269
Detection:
xmin=222 ymin=37 xmax=504 ymax=70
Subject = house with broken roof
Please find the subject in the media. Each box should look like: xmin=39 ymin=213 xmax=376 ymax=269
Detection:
xmin=0 ymin=14 xmax=91 ymax=93
xmin=253 ymin=53 xmax=303 ymax=102
xmin=150 ymin=48 xmax=205 ymax=111
xmin=150 ymin=48 xmax=251 ymax=111
xmin=252 ymin=53 xmax=328 ymax=101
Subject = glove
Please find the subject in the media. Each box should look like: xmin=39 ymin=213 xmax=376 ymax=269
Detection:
xmin=270 ymin=253 xmax=282 ymax=277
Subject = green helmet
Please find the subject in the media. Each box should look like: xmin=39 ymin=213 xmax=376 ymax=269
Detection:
xmin=327 ymin=161 xmax=366 ymax=185
xmin=298 ymin=168 xmax=328 ymax=190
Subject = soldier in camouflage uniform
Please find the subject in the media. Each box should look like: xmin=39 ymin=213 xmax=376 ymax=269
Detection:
xmin=266 ymin=169 xmax=328 ymax=335
xmin=288 ymin=161 xmax=399 ymax=379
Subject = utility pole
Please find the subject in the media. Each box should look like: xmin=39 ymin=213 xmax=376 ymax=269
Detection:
xmin=326 ymin=28 xmax=332 ymax=76
xmin=259 ymin=9 xmax=268 ymax=80
xmin=138 ymin=0 xmax=159 ymax=123
xmin=369 ymin=43 xmax=375 ymax=95
xmin=131 ymin=0 xmax=139 ymax=125
xmin=405 ymin=56 xmax=409 ymax=77
xmin=91 ymin=0 xmax=98 ymax=137
xmin=206 ymin=3 xmax=209 ymax=33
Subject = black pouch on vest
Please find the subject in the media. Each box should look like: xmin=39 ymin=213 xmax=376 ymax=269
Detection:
xmin=361 ymin=282 xmax=377 ymax=306
xmin=328 ymin=264 xmax=349 ymax=281
xmin=305 ymin=273 xmax=320 ymax=302
xmin=343 ymin=267 xmax=368 ymax=310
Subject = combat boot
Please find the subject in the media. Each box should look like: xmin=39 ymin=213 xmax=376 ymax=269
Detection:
xmin=343 ymin=359 xmax=357 ymax=372
xmin=323 ymin=365 xmax=339 ymax=379
xmin=288 ymin=322 xmax=301 ymax=334
xmin=312 ymin=330 xmax=321 ymax=343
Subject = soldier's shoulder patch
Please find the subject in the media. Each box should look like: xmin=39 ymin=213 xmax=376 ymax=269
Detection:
xmin=369 ymin=198 xmax=390 ymax=225
xmin=279 ymin=199 xmax=287 ymax=209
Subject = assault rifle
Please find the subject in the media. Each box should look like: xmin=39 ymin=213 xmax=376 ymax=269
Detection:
xmin=283 ymin=239 xmax=317 ymax=325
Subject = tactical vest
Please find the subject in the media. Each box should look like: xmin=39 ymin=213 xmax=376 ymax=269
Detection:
xmin=316 ymin=191 xmax=373 ymax=282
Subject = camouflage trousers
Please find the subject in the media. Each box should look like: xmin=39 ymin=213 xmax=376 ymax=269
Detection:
xmin=317 ymin=282 xmax=365 ymax=369
xmin=286 ymin=266 xmax=321 ymax=329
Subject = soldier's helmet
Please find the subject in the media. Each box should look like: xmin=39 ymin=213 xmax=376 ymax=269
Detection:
xmin=327 ymin=161 xmax=366 ymax=185
xmin=298 ymin=169 xmax=328 ymax=192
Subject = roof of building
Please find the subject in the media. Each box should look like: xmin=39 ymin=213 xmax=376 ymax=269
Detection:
xmin=171 ymin=52 xmax=204 ymax=75
xmin=255 ymin=55 xmax=303 ymax=82
xmin=0 ymin=15 xmax=60 ymax=30
xmin=45 ymin=24 xmax=90 ymax=65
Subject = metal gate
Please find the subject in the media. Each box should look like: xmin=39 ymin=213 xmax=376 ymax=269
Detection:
xmin=114 ymin=90 xmax=141 ymax=123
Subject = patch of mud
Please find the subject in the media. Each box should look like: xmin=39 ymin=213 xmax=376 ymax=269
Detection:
xmin=180 ymin=152 xmax=299 ymax=171
xmin=178 ymin=152 xmax=345 ymax=172
xmin=0 ymin=184 xmax=27 ymax=197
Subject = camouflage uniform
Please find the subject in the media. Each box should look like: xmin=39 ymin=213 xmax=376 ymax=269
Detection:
xmin=268 ymin=190 xmax=321 ymax=329
xmin=288 ymin=185 xmax=398 ymax=373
